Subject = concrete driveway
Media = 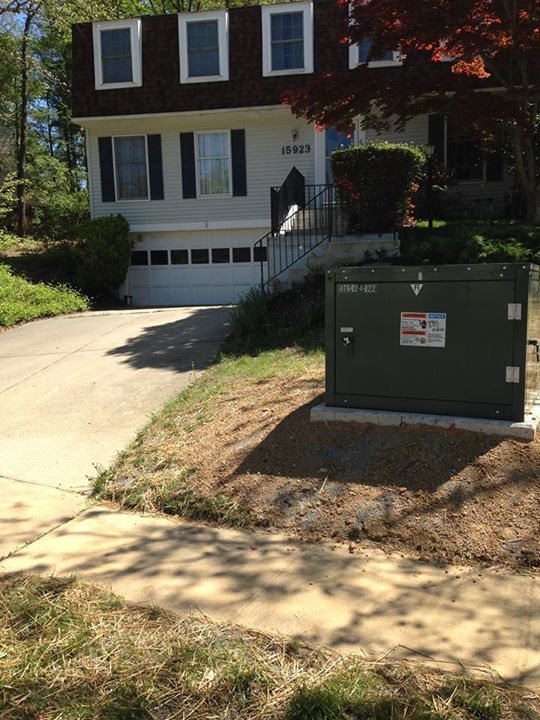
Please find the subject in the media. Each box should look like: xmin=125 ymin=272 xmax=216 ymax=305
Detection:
xmin=0 ymin=307 xmax=229 ymax=556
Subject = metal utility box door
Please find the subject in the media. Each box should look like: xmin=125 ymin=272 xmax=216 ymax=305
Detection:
xmin=326 ymin=264 xmax=540 ymax=421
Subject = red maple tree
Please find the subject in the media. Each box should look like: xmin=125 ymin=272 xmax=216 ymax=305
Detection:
xmin=285 ymin=0 xmax=540 ymax=223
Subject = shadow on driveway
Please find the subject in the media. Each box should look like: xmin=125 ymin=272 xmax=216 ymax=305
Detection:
xmin=105 ymin=306 xmax=231 ymax=372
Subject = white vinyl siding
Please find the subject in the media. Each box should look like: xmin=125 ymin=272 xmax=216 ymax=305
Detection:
xmin=86 ymin=108 xmax=315 ymax=229
xmin=365 ymin=114 xmax=429 ymax=145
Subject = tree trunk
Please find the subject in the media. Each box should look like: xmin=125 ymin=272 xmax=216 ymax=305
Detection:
xmin=525 ymin=184 xmax=540 ymax=225
xmin=16 ymin=8 xmax=35 ymax=237
xmin=512 ymin=128 xmax=540 ymax=226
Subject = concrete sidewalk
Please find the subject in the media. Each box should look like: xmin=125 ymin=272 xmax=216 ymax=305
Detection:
xmin=2 ymin=505 xmax=538 ymax=689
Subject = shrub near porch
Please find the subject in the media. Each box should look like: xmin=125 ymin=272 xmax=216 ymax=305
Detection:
xmin=331 ymin=142 xmax=426 ymax=232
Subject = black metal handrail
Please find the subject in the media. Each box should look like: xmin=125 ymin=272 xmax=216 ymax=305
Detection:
xmin=255 ymin=183 xmax=350 ymax=289
xmin=254 ymin=165 xmax=400 ymax=290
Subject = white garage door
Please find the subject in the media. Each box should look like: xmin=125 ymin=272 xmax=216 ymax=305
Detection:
xmin=124 ymin=231 xmax=268 ymax=306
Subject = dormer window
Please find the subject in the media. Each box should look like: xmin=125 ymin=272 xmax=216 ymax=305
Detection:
xmin=92 ymin=19 xmax=142 ymax=90
xmin=178 ymin=11 xmax=229 ymax=83
xmin=349 ymin=38 xmax=401 ymax=69
xmin=262 ymin=2 xmax=314 ymax=77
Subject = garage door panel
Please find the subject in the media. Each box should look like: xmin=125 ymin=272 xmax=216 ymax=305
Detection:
xmin=232 ymin=267 xmax=255 ymax=283
xmin=234 ymin=285 xmax=253 ymax=302
xmin=211 ymin=267 xmax=234 ymax=285
xmin=149 ymin=269 xmax=171 ymax=288
xmin=170 ymin=269 xmax=191 ymax=287
xmin=130 ymin=268 xmax=150 ymax=288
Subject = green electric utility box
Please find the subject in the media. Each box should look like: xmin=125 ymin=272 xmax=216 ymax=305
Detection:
xmin=325 ymin=263 xmax=540 ymax=421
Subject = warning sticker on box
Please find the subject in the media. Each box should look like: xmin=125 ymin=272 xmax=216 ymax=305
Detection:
xmin=400 ymin=312 xmax=446 ymax=348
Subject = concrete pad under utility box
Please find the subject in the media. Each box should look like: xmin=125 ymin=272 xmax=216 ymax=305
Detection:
xmin=310 ymin=403 xmax=539 ymax=441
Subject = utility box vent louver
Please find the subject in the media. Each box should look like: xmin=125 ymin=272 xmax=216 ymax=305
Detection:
xmin=325 ymin=263 xmax=540 ymax=421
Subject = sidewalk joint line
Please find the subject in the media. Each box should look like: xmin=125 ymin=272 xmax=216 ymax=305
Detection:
xmin=0 ymin=473 xmax=91 ymax=497
xmin=0 ymin=501 xmax=94 ymax=564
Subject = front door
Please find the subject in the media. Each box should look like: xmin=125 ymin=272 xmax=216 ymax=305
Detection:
xmin=325 ymin=128 xmax=354 ymax=183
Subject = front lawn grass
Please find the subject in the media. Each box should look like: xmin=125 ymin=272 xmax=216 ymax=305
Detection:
xmin=94 ymin=343 xmax=324 ymax=523
xmin=0 ymin=264 xmax=88 ymax=328
xmin=1 ymin=574 xmax=537 ymax=720
xmin=93 ymin=276 xmax=325 ymax=521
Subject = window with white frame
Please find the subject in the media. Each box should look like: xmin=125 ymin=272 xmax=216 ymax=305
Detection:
xmin=113 ymin=135 xmax=149 ymax=200
xmin=195 ymin=131 xmax=231 ymax=197
xmin=93 ymin=19 xmax=142 ymax=90
xmin=178 ymin=11 xmax=228 ymax=83
xmin=349 ymin=38 xmax=401 ymax=69
xmin=262 ymin=2 xmax=313 ymax=77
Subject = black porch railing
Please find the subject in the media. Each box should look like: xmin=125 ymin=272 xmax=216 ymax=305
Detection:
xmin=254 ymin=180 xmax=350 ymax=289
xmin=255 ymin=167 xmax=398 ymax=289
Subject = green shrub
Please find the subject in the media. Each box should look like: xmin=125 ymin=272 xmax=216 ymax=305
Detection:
xmin=331 ymin=142 xmax=426 ymax=233
xmin=226 ymin=275 xmax=325 ymax=353
xmin=73 ymin=215 xmax=132 ymax=294
xmin=401 ymin=221 xmax=540 ymax=264
xmin=229 ymin=286 xmax=270 ymax=339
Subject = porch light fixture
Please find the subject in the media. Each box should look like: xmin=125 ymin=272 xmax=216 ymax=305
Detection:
xmin=292 ymin=129 xmax=299 ymax=141
xmin=425 ymin=144 xmax=435 ymax=157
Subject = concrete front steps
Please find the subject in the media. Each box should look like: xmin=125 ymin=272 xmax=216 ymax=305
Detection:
xmin=267 ymin=232 xmax=399 ymax=289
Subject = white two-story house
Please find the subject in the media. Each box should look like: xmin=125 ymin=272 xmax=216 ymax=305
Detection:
xmin=72 ymin=0 xmax=511 ymax=306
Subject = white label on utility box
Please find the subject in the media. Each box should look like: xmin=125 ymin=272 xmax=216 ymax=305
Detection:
xmin=400 ymin=312 xmax=446 ymax=348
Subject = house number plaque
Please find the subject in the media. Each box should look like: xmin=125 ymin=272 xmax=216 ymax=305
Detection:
xmin=281 ymin=144 xmax=311 ymax=155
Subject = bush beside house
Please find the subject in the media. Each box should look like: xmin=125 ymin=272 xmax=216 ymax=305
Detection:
xmin=331 ymin=142 xmax=426 ymax=233
xmin=73 ymin=215 xmax=133 ymax=295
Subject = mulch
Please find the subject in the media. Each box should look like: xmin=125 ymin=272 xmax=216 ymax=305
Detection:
xmin=175 ymin=369 xmax=540 ymax=570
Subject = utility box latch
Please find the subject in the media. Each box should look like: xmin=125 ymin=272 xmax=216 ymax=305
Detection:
xmin=507 ymin=303 xmax=522 ymax=320
xmin=505 ymin=366 xmax=520 ymax=383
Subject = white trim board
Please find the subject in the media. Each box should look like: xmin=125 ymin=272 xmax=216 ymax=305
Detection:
xmin=73 ymin=104 xmax=287 ymax=126
xmin=128 ymin=219 xmax=270 ymax=232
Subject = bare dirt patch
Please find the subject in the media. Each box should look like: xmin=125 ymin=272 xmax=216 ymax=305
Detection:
xmin=111 ymin=368 xmax=540 ymax=571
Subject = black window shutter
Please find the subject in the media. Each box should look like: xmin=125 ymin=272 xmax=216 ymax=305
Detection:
xmin=231 ymin=129 xmax=247 ymax=197
xmin=180 ymin=132 xmax=196 ymax=199
xmin=428 ymin=114 xmax=445 ymax=164
xmin=98 ymin=137 xmax=116 ymax=202
xmin=147 ymin=134 xmax=164 ymax=200
xmin=485 ymin=152 xmax=504 ymax=182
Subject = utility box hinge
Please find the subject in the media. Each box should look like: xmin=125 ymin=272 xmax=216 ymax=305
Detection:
xmin=505 ymin=366 xmax=520 ymax=383
xmin=507 ymin=303 xmax=522 ymax=320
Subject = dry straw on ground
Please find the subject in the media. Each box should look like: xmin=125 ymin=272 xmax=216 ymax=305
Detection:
xmin=1 ymin=574 xmax=538 ymax=719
